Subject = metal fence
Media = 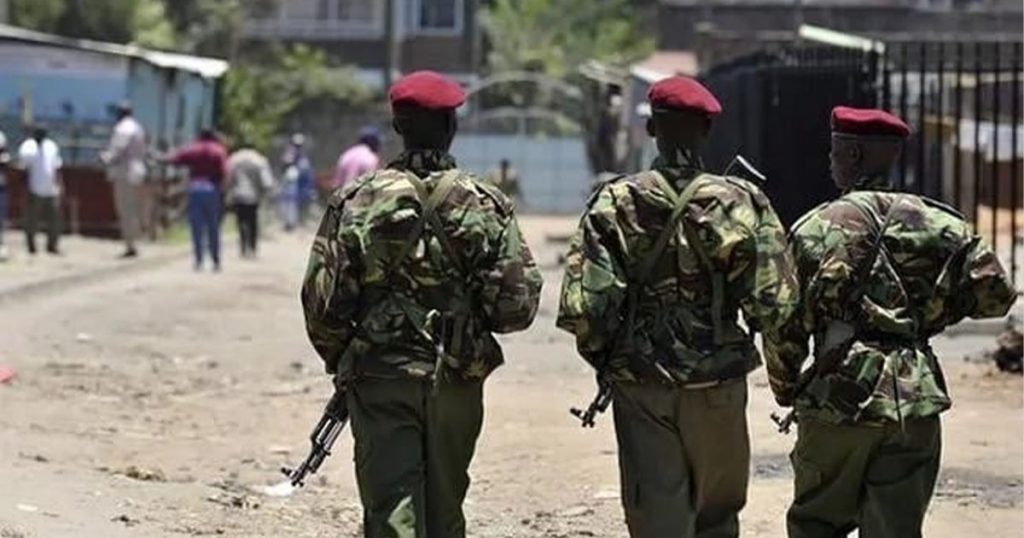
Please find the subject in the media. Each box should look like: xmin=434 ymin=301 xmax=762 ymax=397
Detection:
xmin=881 ymin=40 xmax=1022 ymax=286
xmin=701 ymin=46 xmax=879 ymax=227
xmin=701 ymin=40 xmax=1023 ymax=286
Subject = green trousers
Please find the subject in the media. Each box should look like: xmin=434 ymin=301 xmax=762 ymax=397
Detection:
xmin=787 ymin=416 xmax=942 ymax=538
xmin=612 ymin=378 xmax=750 ymax=538
xmin=347 ymin=377 xmax=484 ymax=538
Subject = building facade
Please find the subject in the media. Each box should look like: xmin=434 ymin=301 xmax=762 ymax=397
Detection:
xmin=658 ymin=0 xmax=1024 ymax=65
xmin=244 ymin=0 xmax=481 ymax=88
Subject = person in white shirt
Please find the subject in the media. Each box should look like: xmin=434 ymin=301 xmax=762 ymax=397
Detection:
xmin=17 ymin=127 xmax=63 ymax=255
xmin=101 ymin=101 xmax=148 ymax=258
xmin=226 ymin=145 xmax=275 ymax=258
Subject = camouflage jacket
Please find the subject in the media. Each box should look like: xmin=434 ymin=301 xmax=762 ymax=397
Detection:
xmin=764 ymin=178 xmax=1017 ymax=424
xmin=301 ymin=150 xmax=543 ymax=381
xmin=556 ymin=158 xmax=798 ymax=384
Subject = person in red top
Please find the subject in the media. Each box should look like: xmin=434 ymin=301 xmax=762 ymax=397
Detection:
xmin=166 ymin=129 xmax=229 ymax=271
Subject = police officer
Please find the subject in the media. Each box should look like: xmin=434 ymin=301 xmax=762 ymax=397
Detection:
xmin=301 ymin=71 xmax=543 ymax=538
xmin=557 ymin=76 xmax=798 ymax=538
xmin=764 ymin=107 xmax=1017 ymax=538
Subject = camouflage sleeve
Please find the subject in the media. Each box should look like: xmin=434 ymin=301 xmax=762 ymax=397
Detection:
xmin=763 ymin=294 xmax=810 ymax=406
xmin=763 ymin=214 xmax=824 ymax=406
xmin=478 ymin=212 xmax=543 ymax=333
xmin=300 ymin=205 xmax=361 ymax=373
xmin=739 ymin=188 xmax=799 ymax=331
xmin=556 ymin=190 xmax=629 ymax=361
xmin=958 ymin=237 xmax=1016 ymax=318
xmin=934 ymin=228 xmax=1017 ymax=324
xmin=702 ymin=181 xmax=798 ymax=332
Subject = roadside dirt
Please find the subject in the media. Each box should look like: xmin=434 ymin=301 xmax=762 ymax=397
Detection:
xmin=0 ymin=218 xmax=1020 ymax=537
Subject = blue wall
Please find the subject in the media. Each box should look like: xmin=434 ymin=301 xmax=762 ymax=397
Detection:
xmin=0 ymin=40 xmax=219 ymax=162
xmin=451 ymin=134 xmax=591 ymax=214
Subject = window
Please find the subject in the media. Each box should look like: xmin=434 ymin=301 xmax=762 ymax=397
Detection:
xmin=337 ymin=0 xmax=378 ymax=22
xmin=248 ymin=0 xmax=385 ymax=38
xmin=278 ymin=0 xmax=382 ymax=23
xmin=414 ymin=0 xmax=463 ymax=34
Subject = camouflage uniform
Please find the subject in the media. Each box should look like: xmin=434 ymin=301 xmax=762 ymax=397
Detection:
xmin=764 ymin=174 xmax=1016 ymax=538
xmin=302 ymin=149 xmax=542 ymax=537
xmin=557 ymin=157 xmax=798 ymax=537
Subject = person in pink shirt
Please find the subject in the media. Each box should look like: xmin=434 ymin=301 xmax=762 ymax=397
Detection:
xmin=330 ymin=126 xmax=381 ymax=191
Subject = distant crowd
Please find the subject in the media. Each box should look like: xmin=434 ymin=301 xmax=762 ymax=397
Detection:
xmin=0 ymin=102 xmax=394 ymax=270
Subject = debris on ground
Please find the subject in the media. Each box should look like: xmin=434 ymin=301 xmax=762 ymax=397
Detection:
xmin=111 ymin=514 xmax=140 ymax=527
xmin=18 ymin=452 xmax=49 ymax=463
xmin=993 ymin=324 xmax=1023 ymax=373
xmin=0 ymin=365 xmax=15 ymax=384
xmin=206 ymin=492 xmax=261 ymax=510
xmin=106 ymin=465 xmax=167 ymax=482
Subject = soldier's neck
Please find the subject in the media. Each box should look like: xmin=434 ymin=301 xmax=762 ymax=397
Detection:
xmin=653 ymin=148 xmax=703 ymax=172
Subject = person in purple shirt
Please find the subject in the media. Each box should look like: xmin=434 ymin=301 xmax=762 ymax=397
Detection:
xmin=165 ymin=128 xmax=228 ymax=271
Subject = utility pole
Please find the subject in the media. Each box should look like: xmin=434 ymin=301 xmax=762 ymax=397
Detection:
xmin=0 ymin=0 xmax=9 ymax=24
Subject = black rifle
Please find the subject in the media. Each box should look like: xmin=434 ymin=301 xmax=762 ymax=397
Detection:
xmin=281 ymin=385 xmax=349 ymax=487
xmin=570 ymin=377 xmax=613 ymax=428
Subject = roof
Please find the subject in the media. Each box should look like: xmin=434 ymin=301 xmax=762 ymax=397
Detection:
xmin=630 ymin=50 xmax=699 ymax=83
xmin=0 ymin=23 xmax=229 ymax=79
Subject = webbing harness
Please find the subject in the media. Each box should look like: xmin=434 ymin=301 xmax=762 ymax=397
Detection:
xmin=628 ymin=171 xmax=726 ymax=350
xmin=386 ymin=169 xmax=468 ymax=387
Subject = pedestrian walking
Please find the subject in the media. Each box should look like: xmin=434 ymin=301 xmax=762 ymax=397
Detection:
xmin=486 ymin=158 xmax=522 ymax=205
xmin=17 ymin=127 xmax=64 ymax=256
xmin=0 ymin=129 xmax=10 ymax=261
xmin=763 ymin=107 xmax=1017 ymax=538
xmin=301 ymin=71 xmax=542 ymax=538
xmin=329 ymin=126 xmax=381 ymax=192
xmin=283 ymin=133 xmax=314 ymax=226
xmin=100 ymin=101 xmax=147 ymax=258
xmin=556 ymin=76 xmax=798 ymax=538
xmin=226 ymin=145 xmax=274 ymax=258
xmin=166 ymin=129 xmax=228 ymax=271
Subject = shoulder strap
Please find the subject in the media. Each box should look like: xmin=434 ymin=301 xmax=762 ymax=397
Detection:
xmin=630 ymin=171 xmax=728 ymax=346
xmin=840 ymin=194 xmax=907 ymax=314
xmin=639 ymin=171 xmax=710 ymax=283
xmin=392 ymin=169 xmax=464 ymax=274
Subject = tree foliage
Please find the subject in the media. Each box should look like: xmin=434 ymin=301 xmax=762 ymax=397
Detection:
xmin=219 ymin=45 xmax=374 ymax=153
xmin=10 ymin=0 xmax=175 ymax=49
xmin=483 ymin=0 xmax=654 ymax=78
xmin=482 ymin=0 xmax=655 ymax=174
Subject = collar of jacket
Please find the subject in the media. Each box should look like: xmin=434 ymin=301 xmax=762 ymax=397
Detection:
xmin=387 ymin=149 xmax=458 ymax=177
xmin=651 ymin=154 xmax=703 ymax=183
xmin=848 ymin=173 xmax=892 ymax=192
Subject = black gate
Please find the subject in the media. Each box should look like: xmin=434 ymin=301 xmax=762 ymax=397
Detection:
xmin=882 ymin=41 xmax=1022 ymax=287
xmin=700 ymin=47 xmax=879 ymax=227
xmin=701 ymin=40 xmax=1022 ymax=287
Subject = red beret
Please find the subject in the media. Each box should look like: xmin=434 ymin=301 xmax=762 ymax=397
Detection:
xmin=831 ymin=106 xmax=910 ymax=138
xmin=389 ymin=71 xmax=466 ymax=111
xmin=647 ymin=76 xmax=722 ymax=117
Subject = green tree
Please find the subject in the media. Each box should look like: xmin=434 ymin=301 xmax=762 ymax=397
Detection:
xmin=483 ymin=0 xmax=654 ymax=78
xmin=165 ymin=0 xmax=277 ymax=59
xmin=482 ymin=0 xmax=655 ymax=174
xmin=218 ymin=44 xmax=373 ymax=153
xmin=9 ymin=0 xmax=176 ymax=48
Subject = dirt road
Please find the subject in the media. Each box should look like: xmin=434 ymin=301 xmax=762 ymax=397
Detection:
xmin=0 ymin=218 xmax=1020 ymax=537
